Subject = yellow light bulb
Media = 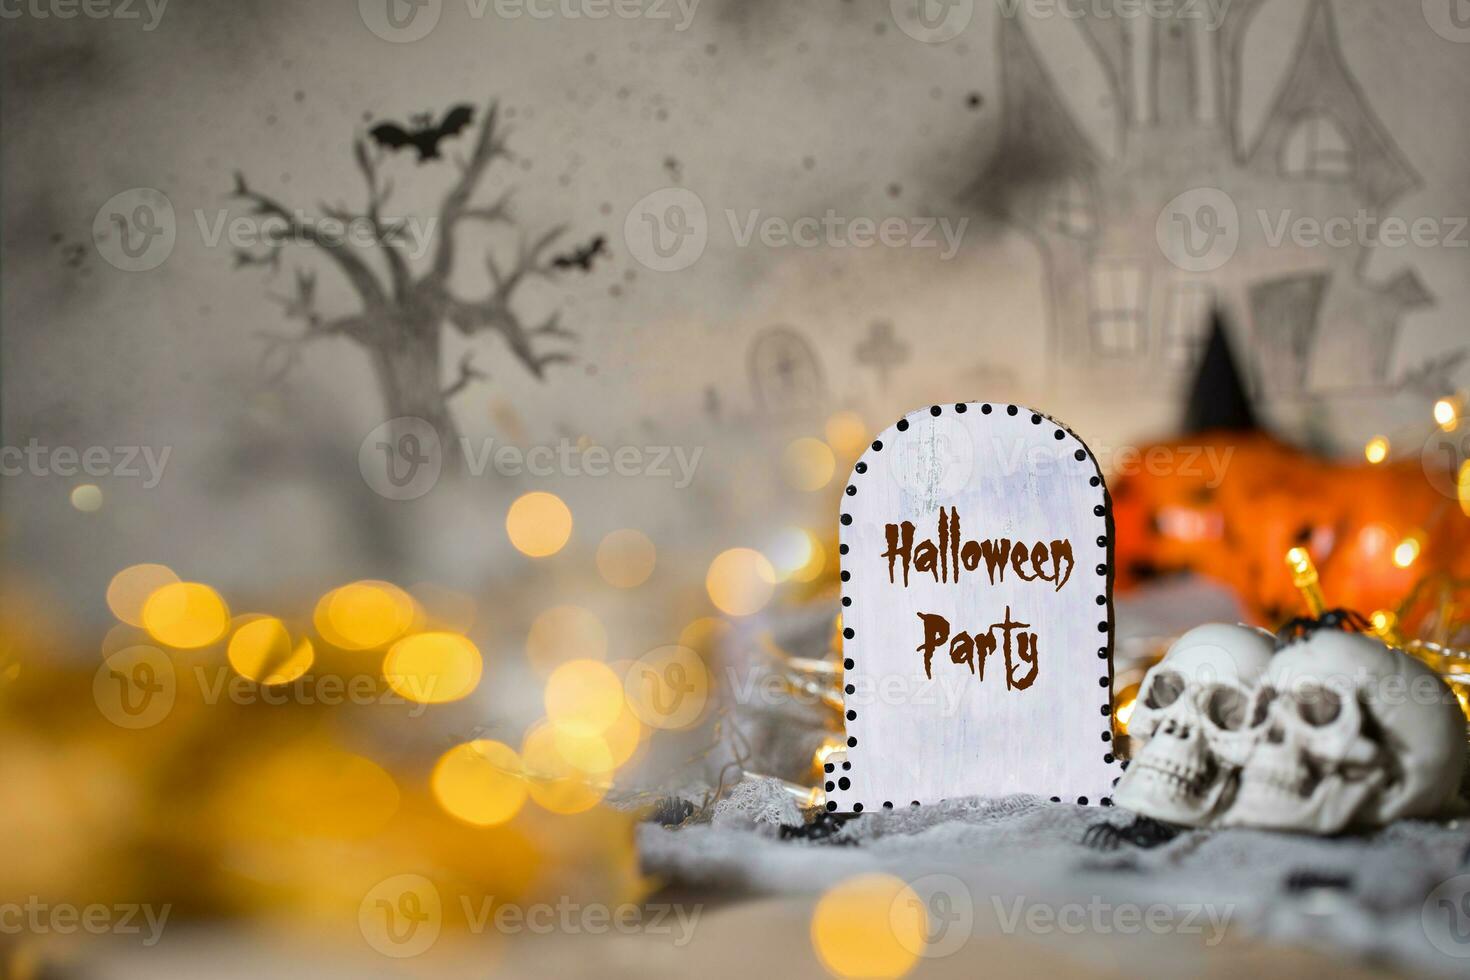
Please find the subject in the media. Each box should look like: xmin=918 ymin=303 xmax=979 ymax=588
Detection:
xmin=810 ymin=874 xmax=925 ymax=979
xmin=506 ymin=491 xmax=573 ymax=557
xmin=1364 ymin=436 xmax=1389 ymax=465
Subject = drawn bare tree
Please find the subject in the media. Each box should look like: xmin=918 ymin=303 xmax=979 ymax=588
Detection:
xmin=232 ymin=99 xmax=572 ymax=463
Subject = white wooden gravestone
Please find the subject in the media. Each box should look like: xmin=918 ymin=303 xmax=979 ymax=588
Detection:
xmin=824 ymin=402 xmax=1119 ymax=813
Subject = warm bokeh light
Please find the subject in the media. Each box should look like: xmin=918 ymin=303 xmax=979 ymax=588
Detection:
xmin=218 ymin=747 xmax=401 ymax=840
xmin=142 ymin=581 xmax=230 ymax=649
xmin=549 ymin=699 xmax=646 ymax=773
xmin=107 ymin=563 xmax=181 ymax=627
xmin=1358 ymin=523 xmax=1392 ymax=557
xmin=1392 ymin=535 xmax=1422 ymax=569
xmin=69 ymin=484 xmax=102 ymax=512
xmin=1364 ymin=436 xmax=1389 ymax=464
xmin=432 ymin=740 xmax=528 ymax=827
xmin=768 ymin=526 xmax=825 ymax=583
xmin=545 ymin=659 xmax=625 ymax=737
xmin=623 ymin=645 xmax=710 ymax=731
xmin=595 ymin=529 xmax=657 ymax=588
xmin=1283 ymin=546 xmax=1326 ymax=616
xmin=1434 ymin=396 xmax=1460 ymax=429
xmin=1459 ymin=460 xmax=1470 ymax=518
xmin=101 ymin=622 xmax=154 ymax=657
xmin=382 ymin=632 xmax=483 ymax=704
xmin=227 ymin=616 xmax=314 ymax=685
xmin=813 ymin=740 xmax=843 ymax=771
xmin=549 ymin=726 xmax=615 ymax=775
xmin=824 ymin=411 xmax=870 ymax=459
xmin=1114 ymin=683 xmax=1139 ymax=733
xmin=506 ymin=491 xmax=573 ymax=557
xmin=782 ymin=437 xmax=836 ymax=492
xmin=706 ymin=547 xmax=777 ymax=616
xmin=316 ymin=580 xmax=417 ymax=651
xmin=596 ymin=703 xmax=645 ymax=767
xmin=1370 ymin=609 xmax=1396 ymax=637
xmin=521 ymin=722 xmax=607 ymax=814
xmin=527 ymin=605 xmax=607 ymax=675
xmin=678 ymin=616 xmax=733 ymax=654
xmin=810 ymin=874 xmax=925 ymax=979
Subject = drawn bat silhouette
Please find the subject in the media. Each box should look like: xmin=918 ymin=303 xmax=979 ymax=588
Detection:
xmin=550 ymin=235 xmax=608 ymax=273
xmin=369 ymin=104 xmax=476 ymax=162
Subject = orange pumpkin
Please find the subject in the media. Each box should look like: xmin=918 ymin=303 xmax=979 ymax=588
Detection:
xmin=1111 ymin=432 xmax=1470 ymax=627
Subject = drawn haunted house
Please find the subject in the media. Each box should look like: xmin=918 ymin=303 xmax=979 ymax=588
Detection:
xmin=973 ymin=0 xmax=1428 ymax=394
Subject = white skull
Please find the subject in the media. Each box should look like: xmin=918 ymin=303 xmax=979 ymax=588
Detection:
xmin=1114 ymin=623 xmax=1276 ymax=827
xmin=1223 ymin=630 xmax=1467 ymax=834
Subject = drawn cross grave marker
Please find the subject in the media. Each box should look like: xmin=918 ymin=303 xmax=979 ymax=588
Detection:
xmin=824 ymin=402 xmax=1119 ymax=813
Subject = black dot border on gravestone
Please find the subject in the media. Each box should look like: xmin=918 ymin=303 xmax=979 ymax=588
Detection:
xmin=827 ymin=402 xmax=1119 ymax=814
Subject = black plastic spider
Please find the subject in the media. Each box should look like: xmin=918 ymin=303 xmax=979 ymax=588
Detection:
xmin=779 ymin=811 xmax=859 ymax=844
xmin=1082 ymin=815 xmax=1184 ymax=851
xmin=1274 ymin=608 xmax=1373 ymax=650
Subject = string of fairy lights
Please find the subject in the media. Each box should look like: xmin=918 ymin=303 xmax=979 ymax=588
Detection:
xmin=95 ymin=393 xmax=1470 ymax=825
xmin=21 ymin=392 xmax=1463 ymax=977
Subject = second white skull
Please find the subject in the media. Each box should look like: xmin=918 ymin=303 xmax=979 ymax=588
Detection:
xmin=1222 ymin=630 xmax=1467 ymax=834
xmin=1113 ymin=623 xmax=1276 ymax=826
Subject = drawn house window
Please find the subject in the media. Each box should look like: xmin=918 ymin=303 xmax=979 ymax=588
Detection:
xmin=1281 ymin=113 xmax=1354 ymax=179
xmin=1046 ymin=178 xmax=1096 ymax=238
xmin=1089 ymin=262 xmax=1147 ymax=355
xmin=1162 ymin=282 xmax=1213 ymax=365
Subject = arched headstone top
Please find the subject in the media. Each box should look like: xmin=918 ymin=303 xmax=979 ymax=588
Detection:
xmin=828 ymin=403 xmax=1118 ymax=813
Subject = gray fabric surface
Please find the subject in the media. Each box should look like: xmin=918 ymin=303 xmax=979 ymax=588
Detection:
xmin=639 ymin=779 xmax=1470 ymax=976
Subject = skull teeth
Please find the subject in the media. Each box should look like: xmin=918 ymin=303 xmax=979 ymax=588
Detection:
xmin=1132 ymin=759 xmax=1216 ymax=798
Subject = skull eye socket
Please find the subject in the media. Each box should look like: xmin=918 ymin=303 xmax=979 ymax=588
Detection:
xmin=1204 ymin=685 xmax=1250 ymax=730
xmin=1295 ymin=686 xmax=1342 ymax=726
xmin=1250 ymin=686 xmax=1275 ymax=727
xmin=1143 ymin=670 xmax=1185 ymax=709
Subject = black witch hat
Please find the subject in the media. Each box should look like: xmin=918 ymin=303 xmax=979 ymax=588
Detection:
xmin=1182 ymin=309 xmax=1258 ymax=434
